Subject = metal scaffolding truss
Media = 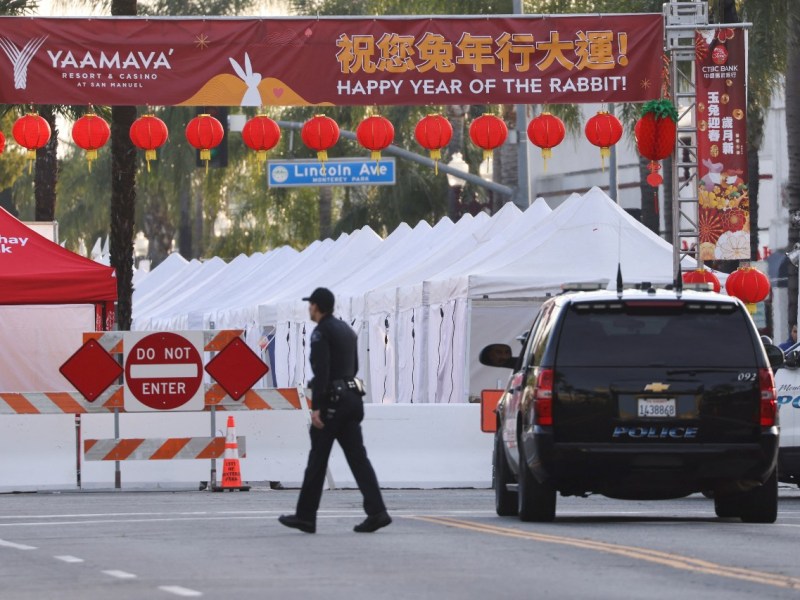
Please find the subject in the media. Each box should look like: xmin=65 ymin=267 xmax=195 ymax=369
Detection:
xmin=664 ymin=1 xmax=751 ymax=278
xmin=664 ymin=1 xmax=708 ymax=278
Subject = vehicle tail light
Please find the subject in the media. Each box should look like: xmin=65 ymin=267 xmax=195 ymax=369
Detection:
xmin=534 ymin=368 xmax=554 ymax=426
xmin=758 ymin=368 xmax=777 ymax=427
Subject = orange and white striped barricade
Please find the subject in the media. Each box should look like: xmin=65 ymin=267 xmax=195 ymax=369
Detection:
xmin=0 ymin=330 xmax=313 ymax=489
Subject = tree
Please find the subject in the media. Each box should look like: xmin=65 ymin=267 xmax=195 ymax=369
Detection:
xmin=110 ymin=0 xmax=138 ymax=331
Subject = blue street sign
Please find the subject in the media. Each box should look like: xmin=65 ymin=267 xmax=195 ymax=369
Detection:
xmin=267 ymin=158 xmax=396 ymax=188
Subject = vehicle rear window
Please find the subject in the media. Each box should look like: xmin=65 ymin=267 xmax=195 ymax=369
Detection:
xmin=555 ymin=301 xmax=759 ymax=367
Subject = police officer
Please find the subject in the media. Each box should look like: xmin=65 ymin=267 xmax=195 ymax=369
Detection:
xmin=279 ymin=287 xmax=391 ymax=534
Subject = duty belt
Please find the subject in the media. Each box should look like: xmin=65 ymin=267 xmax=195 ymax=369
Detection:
xmin=330 ymin=378 xmax=366 ymax=399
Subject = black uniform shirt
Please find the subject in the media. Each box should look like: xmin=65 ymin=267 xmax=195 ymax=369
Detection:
xmin=308 ymin=314 xmax=359 ymax=410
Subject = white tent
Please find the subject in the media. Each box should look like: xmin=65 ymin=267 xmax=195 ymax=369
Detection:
xmin=423 ymin=186 xmax=703 ymax=404
xmin=133 ymin=256 xmax=227 ymax=329
xmin=132 ymin=187 xmax=714 ymax=407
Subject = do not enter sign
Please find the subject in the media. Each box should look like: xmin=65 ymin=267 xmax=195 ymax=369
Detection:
xmin=123 ymin=331 xmax=205 ymax=411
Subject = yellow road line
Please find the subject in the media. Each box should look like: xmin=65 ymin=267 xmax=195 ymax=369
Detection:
xmin=411 ymin=516 xmax=800 ymax=590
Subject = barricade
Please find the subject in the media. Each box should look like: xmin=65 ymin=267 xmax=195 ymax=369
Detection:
xmin=0 ymin=329 xmax=311 ymax=490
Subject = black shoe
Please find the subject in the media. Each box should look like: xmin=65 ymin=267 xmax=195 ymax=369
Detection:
xmin=354 ymin=511 xmax=392 ymax=533
xmin=278 ymin=514 xmax=315 ymax=534
xmin=269 ymin=481 xmax=285 ymax=490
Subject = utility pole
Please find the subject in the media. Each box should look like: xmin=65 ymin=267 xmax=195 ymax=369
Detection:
xmin=512 ymin=0 xmax=532 ymax=210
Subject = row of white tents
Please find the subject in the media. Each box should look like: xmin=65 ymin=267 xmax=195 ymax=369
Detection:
xmin=132 ymin=186 xmax=700 ymax=403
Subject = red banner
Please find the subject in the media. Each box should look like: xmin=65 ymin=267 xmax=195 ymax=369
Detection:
xmin=695 ymin=28 xmax=749 ymax=261
xmin=0 ymin=15 xmax=663 ymax=107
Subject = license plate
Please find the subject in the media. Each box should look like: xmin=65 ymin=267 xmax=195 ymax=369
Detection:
xmin=637 ymin=398 xmax=676 ymax=418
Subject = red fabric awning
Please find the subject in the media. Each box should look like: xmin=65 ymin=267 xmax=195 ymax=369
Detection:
xmin=0 ymin=207 xmax=117 ymax=304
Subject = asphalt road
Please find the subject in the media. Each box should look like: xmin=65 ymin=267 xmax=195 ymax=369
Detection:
xmin=1 ymin=484 xmax=800 ymax=599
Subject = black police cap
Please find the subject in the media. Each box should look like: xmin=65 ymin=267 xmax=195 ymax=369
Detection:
xmin=302 ymin=287 xmax=335 ymax=313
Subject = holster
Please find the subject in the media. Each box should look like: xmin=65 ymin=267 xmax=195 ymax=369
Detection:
xmin=330 ymin=378 xmax=366 ymax=401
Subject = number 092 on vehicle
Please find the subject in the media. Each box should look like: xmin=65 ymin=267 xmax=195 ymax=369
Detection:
xmin=637 ymin=398 xmax=676 ymax=418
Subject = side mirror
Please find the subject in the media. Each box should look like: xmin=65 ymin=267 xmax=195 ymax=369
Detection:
xmin=785 ymin=350 xmax=800 ymax=369
xmin=764 ymin=344 xmax=785 ymax=370
xmin=479 ymin=343 xmax=517 ymax=368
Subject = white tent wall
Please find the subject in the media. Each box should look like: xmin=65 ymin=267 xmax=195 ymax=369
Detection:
xmin=0 ymin=305 xmax=98 ymax=489
xmin=395 ymin=302 xmax=423 ymax=403
xmin=425 ymin=297 xmax=466 ymax=403
xmin=268 ymin=223 xmax=421 ymax=393
xmin=361 ymin=214 xmax=495 ymax=403
xmin=0 ymin=304 xmax=96 ymax=392
xmin=467 ymin=298 xmax=543 ymax=399
xmin=265 ymin=227 xmax=385 ymax=382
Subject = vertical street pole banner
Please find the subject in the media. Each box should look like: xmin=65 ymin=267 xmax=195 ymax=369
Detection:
xmin=695 ymin=27 xmax=749 ymax=261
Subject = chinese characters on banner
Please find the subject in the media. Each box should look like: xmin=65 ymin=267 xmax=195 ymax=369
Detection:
xmin=696 ymin=28 xmax=749 ymax=261
xmin=0 ymin=15 xmax=663 ymax=107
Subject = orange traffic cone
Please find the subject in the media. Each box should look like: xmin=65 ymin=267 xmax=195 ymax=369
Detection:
xmin=212 ymin=415 xmax=251 ymax=492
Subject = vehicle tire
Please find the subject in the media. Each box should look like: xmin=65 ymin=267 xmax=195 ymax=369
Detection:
xmin=493 ymin=431 xmax=518 ymax=517
xmin=517 ymin=442 xmax=556 ymax=522
xmin=713 ymin=493 xmax=740 ymax=518
xmin=739 ymin=469 xmax=778 ymax=524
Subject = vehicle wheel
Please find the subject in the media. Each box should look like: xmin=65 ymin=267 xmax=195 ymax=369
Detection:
xmin=493 ymin=431 xmax=518 ymax=517
xmin=739 ymin=469 xmax=778 ymax=524
xmin=713 ymin=493 xmax=740 ymax=518
xmin=517 ymin=443 xmax=556 ymax=522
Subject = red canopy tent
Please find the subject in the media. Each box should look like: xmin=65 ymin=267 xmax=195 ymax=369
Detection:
xmin=0 ymin=206 xmax=117 ymax=328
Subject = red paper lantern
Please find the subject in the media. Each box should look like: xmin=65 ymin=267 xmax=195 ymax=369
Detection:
xmin=301 ymin=115 xmax=340 ymax=164
xmin=130 ymin=114 xmax=169 ymax=172
xmin=725 ymin=266 xmax=771 ymax=314
xmin=527 ymin=112 xmax=566 ymax=170
xmin=585 ymin=110 xmax=623 ymax=169
xmin=186 ymin=113 xmax=224 ymax=172
xmin=242 ymin=115 xmax=281 ymax=167
xmin=13 ymin=113 xmax=51 ymax=171
xmin=634 ymin=99 xmax=678 ymax=186
xmin=356 ymin=115 xmax=394 ymax=161
xmin=415 ymin=114 xmax=452 ymax=173
xmin=72 ymin=113 xmax=110 ymax=171
xmin=469 ymin=114 xmax=507 ymax=162
xmin=682 ymin=268 xmax=721 ymax=293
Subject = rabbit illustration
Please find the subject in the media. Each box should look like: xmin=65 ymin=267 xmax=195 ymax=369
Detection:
xmin=229 ymin=52 xmax=262 ymax=107
xmin=700 ymin=158 xmax=724 ymax=189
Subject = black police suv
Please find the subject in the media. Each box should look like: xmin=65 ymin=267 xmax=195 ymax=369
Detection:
xmin=480 ymin=286 xmax=784 ymax=523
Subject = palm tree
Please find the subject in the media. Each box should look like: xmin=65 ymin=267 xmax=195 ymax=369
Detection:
xmin=109 ymin=0 xmax=138 ymax=330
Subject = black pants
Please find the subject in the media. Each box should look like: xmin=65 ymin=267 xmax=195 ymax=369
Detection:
xmin=296 ymin=392 xmax=386 ymax=521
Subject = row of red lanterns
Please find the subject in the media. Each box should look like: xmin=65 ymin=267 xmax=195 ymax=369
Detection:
xmin=8 ymin=111 xmax=767 ymax=303
xmin=2 ymin=110 xmax=632 ymax=175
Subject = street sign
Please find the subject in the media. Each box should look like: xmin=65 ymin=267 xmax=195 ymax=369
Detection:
xmin=267 ymin=157 xmax=395 ymax=188
xmin=123 ymin=331 xmax=204 ymax=412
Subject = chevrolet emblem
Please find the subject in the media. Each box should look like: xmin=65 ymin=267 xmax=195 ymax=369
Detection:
xmin=644 ymin=382 xmax=670 ymax=392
